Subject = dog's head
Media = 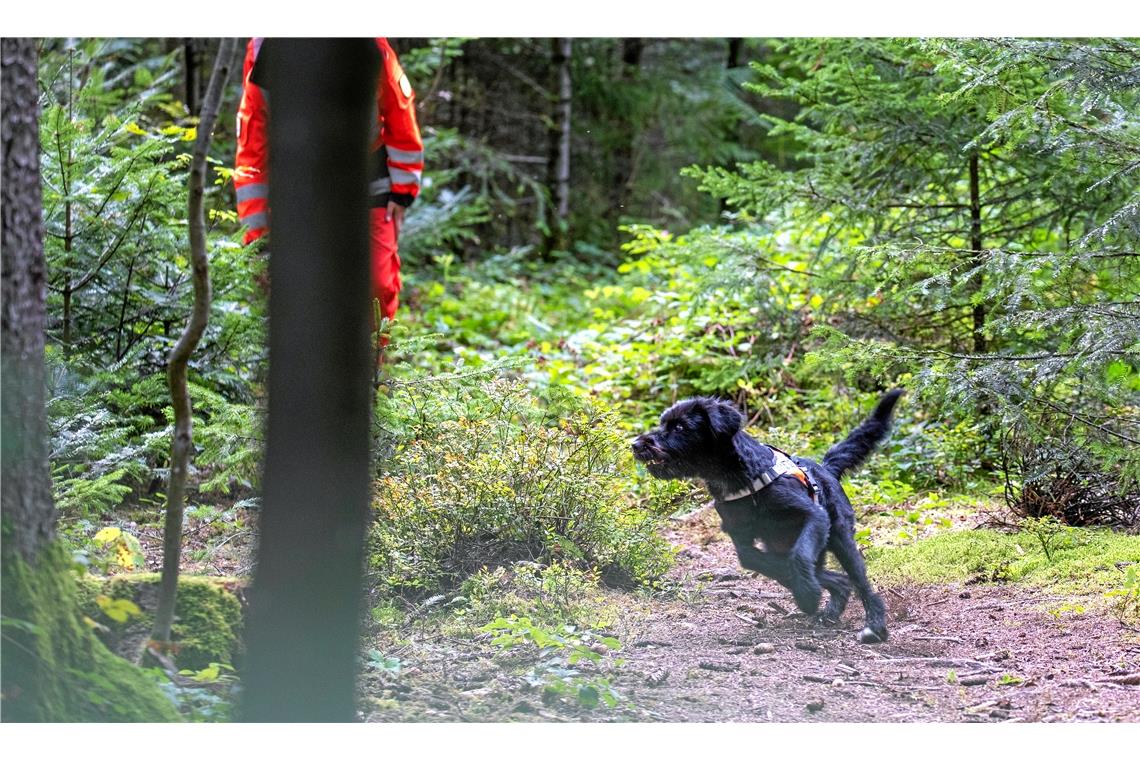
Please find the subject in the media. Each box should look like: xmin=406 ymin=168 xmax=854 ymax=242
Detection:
xmin=631 ymin=397 xmax=744 ymax=480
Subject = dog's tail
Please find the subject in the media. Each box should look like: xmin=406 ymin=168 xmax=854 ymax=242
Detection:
xmin=821 ymin=389 xmax=904 ymax=480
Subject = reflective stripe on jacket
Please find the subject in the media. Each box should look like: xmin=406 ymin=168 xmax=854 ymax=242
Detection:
xmin=233 ymin=37 xmax=424 ymax=244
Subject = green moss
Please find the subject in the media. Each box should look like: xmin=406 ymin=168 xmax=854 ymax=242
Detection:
xmin=866 ymin=527 xmax=1140 ymax=594
xmin=84 ymin=574 xmax=244 ymax=671
xmin=1 ymin=539 xmax=180 ymax=722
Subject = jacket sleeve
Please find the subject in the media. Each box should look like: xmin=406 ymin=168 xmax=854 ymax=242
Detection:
xmin=234 ymin=38 xmax=269 ymax=245
xmin=376 ymin=38 xmax=424 ymax=207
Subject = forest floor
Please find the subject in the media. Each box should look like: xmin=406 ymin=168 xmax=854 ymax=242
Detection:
xmin=355 ymin=508 xmax=1140 ymax=723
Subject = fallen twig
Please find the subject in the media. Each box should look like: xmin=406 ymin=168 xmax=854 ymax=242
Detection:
xmin=843 ymin=680 xmax=944 ymax=692
xmin=734 ymin=613 xmax=762 ymax=627
xmin=872 ymin=656 xmax=997 ymax=670
xmin=913 ymin=635 xmax=964 ymax=643
xmin=1098 ymin=673 xmax=1140 ymax=686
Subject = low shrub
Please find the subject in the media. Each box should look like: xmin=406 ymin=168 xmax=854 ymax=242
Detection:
xmin=368 ymin=377 xmax=675 ymax=598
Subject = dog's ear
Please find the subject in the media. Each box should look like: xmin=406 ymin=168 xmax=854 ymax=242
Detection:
xmin=703 ymin=398 xmax=743 ymax=439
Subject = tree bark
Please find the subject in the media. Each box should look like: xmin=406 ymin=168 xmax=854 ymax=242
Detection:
xmin=544 ymin=38 xmax=572 ymax=255
xmin=149 ymin=38 xmax=238 ymax=649
xmin=2 ymin=37 xmax=55 ymax=565
xmin=2 ymin=37 xmax=179 ymax=722
xmin=241 ymin=38 xmax=378 ymax=722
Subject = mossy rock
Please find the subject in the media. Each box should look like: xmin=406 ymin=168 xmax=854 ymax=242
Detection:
xmin=81 ymin=574 xmax=245 ymax=671
xmin=2 ymin=540 xmax=180 ymax=722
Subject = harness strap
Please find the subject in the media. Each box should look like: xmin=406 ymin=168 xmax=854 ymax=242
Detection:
xmin=720 ymin=447 xmax=819 ymax=504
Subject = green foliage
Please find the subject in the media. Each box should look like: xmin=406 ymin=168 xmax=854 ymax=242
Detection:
xmin=481 ymin=614 xmax=624 ymax=710
xmin=1020 ymin=516 xmax=1082 ymax=563
xmin=369 ymin=377 xmax=674 ymax=597
xmin=365 ymin=650 xmax=404 ymax=676
xmin=39 ymin=40 xmax=264 ymax=522
xmin=684 ymin=38 xmax=1140 ymax=510
xmin=1105 ymin=565 xmax=1140 ymax=626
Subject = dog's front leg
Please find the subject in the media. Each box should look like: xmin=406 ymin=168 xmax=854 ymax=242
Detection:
xmin=728 ymin=535 xmax=794 ymax=586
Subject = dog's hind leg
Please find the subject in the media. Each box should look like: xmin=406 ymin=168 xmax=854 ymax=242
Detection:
xmin=785 ymin=509 xmax=829 ymax=614
xmin=829 ymin=532 xmax=888 ymax=643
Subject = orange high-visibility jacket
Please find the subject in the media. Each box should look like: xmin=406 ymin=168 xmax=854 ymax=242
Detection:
xmin=234 ymin=38 xmax=424 ymax=245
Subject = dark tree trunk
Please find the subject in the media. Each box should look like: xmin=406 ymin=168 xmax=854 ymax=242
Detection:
xmin=720 ymin=39 xmax=747 ymax=216
xmin=241 ymin=38 xmax=378 ymax=723
xmin=727 ymin=38 xmax=743 ymax=69
xmin=611 ymin=38 xmax=643 ymax=215
xmin=544 ymin=38 xmax=572 ymax=255
xmin=183 ymin=38 xmax=202 ymax=115
xmin=968 ymin=151 xmax=987 ymax=354
xmin=2 ymin=37 xmax=55 ymax=564
xmin=149 ymin=37 xmax=238 ymax=650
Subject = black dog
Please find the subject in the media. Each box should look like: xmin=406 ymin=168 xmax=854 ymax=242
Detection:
xmin=632 ymin=390 xmax=903 ymax=643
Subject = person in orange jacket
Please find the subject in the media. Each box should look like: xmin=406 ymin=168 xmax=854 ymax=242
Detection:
xmin=233 ymin=37 xmax=424 ymax=323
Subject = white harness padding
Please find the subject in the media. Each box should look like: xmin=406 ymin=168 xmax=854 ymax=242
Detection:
xmin=719 ymin=448 xmax=817 ymax=503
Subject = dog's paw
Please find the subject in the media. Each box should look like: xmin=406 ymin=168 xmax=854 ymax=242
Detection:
xmin=857 ymin=626 xmax=889 ymax=644
xmin=792 ymin=587 xmax=822 ymax=615
xmin=812 ymin=612 xmax=840 ymax=628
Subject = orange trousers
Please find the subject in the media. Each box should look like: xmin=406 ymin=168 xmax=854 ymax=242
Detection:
xmin=370 ymin=207 xmax=401 ymax=321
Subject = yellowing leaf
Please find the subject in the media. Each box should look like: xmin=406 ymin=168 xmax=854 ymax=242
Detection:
xmin=124 ymin=122 xmax=146 ymax=136
xmin=93 ymin=527 xmax=122 ymax=544
xmin=809 ymin=294 xmax=824 ymax=309
xmin=95 ymin=595 xmax=142 ymax=624
xmin=181 ymin=127 xmax=198 ymax=142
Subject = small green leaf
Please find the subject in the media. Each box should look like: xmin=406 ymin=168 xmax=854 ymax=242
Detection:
xmin=577 ymin=685 xmax=599 ymax=708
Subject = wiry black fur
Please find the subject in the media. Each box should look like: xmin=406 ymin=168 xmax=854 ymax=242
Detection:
xmin=822 ymin=390 xmax=904 ymax=479
xmin=632 ymin=391 xmax=904 ymax=643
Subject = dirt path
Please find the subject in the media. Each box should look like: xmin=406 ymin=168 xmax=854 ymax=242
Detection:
xmin=360 ymin=512 xmax=1140 ymax=722
xmin=599 ymin=516 xmax=1140 ymax=722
